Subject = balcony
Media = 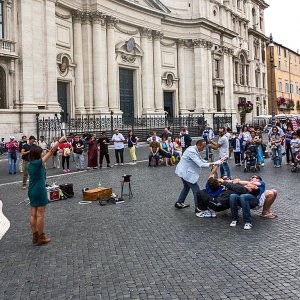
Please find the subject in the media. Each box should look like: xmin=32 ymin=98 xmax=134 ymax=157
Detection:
xmin=0 ymin=39 xmax=17 ymax=58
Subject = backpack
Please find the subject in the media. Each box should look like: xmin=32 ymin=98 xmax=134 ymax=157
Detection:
xmin=64 ymin=147 xmax=71 ymax=157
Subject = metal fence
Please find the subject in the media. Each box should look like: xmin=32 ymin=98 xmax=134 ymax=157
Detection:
xmin=36 ymin=113 xmax=232 ymax=143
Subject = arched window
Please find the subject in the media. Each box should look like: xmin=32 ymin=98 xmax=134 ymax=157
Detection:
xmin=256 ymin=105 xmax=260 ymax=116
xmin=239 ymin=55 xmax=246 ymax=85
xmin=0 ymin=66 xmax=6 ymax=109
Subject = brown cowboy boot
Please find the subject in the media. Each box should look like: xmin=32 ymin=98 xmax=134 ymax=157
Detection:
xmin=37 ymin=233 xmax=51 ymax=245
xmin=32 ymin=232 xmax=38 ymax=244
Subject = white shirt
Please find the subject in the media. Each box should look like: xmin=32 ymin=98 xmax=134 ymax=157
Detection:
xmin=112 ymin=133 xmax=125 ymax=150
xmin=218 ymin=135 xmax=229 ymax=158
xmin=147 ymin=136 xmax=162 ymax=143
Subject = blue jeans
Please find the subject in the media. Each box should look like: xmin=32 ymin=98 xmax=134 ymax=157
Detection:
xmin=74 ymin=153 xmax=85 ymax=170
xmin=220 ymin=160 xmax=231 ymax=178
xmin=230 ymin=194 xmax=259 ymax=224
xmin=8 ymin=152 xmax=18 ymax=174
xmin=178 ymin=178 xmax=200 ymax=207
xmin=241 ymin=143 xmax=246 ymax=162
xmin=257 ymin=146 xmax=264 ymax=164
xmin=205 ymin=143 xmax=209 ymax=159
xmin=271 ymin=145 xmax=282 ymax=166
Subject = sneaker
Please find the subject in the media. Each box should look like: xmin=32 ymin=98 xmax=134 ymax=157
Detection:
xmin=63 ymin=169 xmax=68 ymax=173
xmin=22 ymin=185 xmax=27 ymax=190
xmin=261 ymin=163 xmax=265 ymax=167
xmin=120 ymin=163 xmax=124 ymax=166
xmin=230 ymin=221 xmax=238 ymax=227
xmin=210 ymin=210 xmax=217 ymax=218
xmin=276 ymin=165 xmax=281 ymax=168
xmin=196 ymin=210 xmax=212 ymax=218
xmin=67 ymin=169 xmax=71 ymax=172
xmin=114 ymin=163 xmax=119 ymax=166
xmin=175 ymin=202 xmax=190 ymax=209
xmin=195 ymin=207 xmax=202 ymax=213
xmin=244 ymin=223 xmax=252 ymax=230
xmin=273 ymin=165 xmax=277 ymax=168
xmin=107 ymin=165 xmax=111 ymax=168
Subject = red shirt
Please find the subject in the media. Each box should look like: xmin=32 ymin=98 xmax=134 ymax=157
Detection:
xmin=59 ymin=142 xmax=72 ymax=156
xmin=6 ymin=141 xmax=18 ymax=153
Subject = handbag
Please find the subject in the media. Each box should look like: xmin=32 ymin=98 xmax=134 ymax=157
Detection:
xmin=171 ymin=155 xmax=176 ymax=164
xmin=135 ymin=143 xmax=140 ymax=149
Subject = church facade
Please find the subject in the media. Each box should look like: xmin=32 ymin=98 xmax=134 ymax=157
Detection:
xmin=0 ymin=0 xmax=269 ymax=137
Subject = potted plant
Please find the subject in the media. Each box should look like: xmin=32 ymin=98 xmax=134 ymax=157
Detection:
xmin=238 ymin=99 xmax=253 ymax=113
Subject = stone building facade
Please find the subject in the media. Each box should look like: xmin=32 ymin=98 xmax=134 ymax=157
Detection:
xmin=0 ymin=0 xmax=269 ymax=137
xmin=267 ymin=42 xmax=300 ymax=115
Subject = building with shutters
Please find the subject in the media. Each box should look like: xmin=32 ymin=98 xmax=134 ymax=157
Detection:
xmin=0 ymin=0 xmax=269 ymax=137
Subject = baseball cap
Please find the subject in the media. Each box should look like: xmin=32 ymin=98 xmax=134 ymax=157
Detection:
xmin=9 ymin=136 xmax=15 ymax=140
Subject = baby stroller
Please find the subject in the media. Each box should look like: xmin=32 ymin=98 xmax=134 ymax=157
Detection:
xmin=244 ymin=143 xmax=260 ymax=172
xmin=291 ymin=150 xmax=300 ymax=173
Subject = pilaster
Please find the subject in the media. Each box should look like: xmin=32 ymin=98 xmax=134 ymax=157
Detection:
xmin=73 ymin=10 xmax=85 ymax=114
xmin=153 ymin=31 xmax=164 ymax=113
xmin=178 ymin=39 xmax=188 ymax=114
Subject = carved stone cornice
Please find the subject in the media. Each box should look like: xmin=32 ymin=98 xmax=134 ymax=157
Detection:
xmin=115 ymin=23 xmax=139 ymax=35
xmin=81 ymin=11 xmax=91 ymax=24
xmin=177 ymin=39 xmax=185 ymax=48
xmin=160 ymin=40 xmax=176 ymax=47
xmin=91 ymin=11 xmax=106 ymax=25
xmin=107 ymin=16 xmax=118 ymax=29
xmin=153 ymin=31 xmax=164 ymax=41
xmin=56 ymin=11 xmax=72 ymax=20
xmin=222 ymin=46 xmax=234 ymax=55
xmin=193 ymin=39 xmax=207 ymax=48
xmin=72 ymin=10 xmax=84 ymax=24
xmin=121 ymin=53 xmax=136 ymax=64
xmin=140 ymin=27 xmax=152 ymax=39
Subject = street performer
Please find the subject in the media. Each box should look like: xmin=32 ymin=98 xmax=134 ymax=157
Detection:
xmin=175 ymin=138 xmax=225 ymax=213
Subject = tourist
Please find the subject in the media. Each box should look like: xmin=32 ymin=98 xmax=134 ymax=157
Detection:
xmin=148 ymin=136 xmax=160 ymax=167
xmin=173 ymin=137 xmax=182 ymax=156
xmin=239 ymin=125 xmax=251 ymax=162
xmin=50 ymin=137 xmax=60 ymax=169
xmin=290 ymin=131 xmax=300 ymax=167
xmin=18 ymin=135 xmax=27 ymax=173
xmin=128 ymin=130 xmax=139 ymax=165
xmin=231 ymin=132 xmax=241 ymax=166
xmin=269 ymin=126 xmax=282 ymax=168
xmin=161 ymin=127 xmax=172 ymax=140
xmin=209 ymin=127 xmax=231 ymax=179
xmin=28 ymin=136 xmax=66 ymax=245
xmin=87 ymin=134 xmax=98 ymax=169
xmin=202 ymin=124 xmax=215 ymax=160
xmin=0 ymin=138 xmax=5 ymax=155
xmin=20 ymin=135 xmax=36 ymax=190
xmin=111 ymin=128 xmax=126 ymax=166
xmin=97 ymin=131 xmax=111 ymax=168
xmin=285 ymin=125 xmax=295 ymax=165
xmin=175 ymin=138 xmax=223 ymax=210
xmin=147 ymin=131 xmax=162 ymax=143
xmin=6 ymin=136 xmax=18 ymax=175
xmin=180 ymin=128 xmax=192 ymax=153
xmin=38 ymin=136 xmax=48 ymax=169
xmin=59 ymin=138 xmax=72 ymax=173
xmin=72 ymin=135 xmax=85 ymax=171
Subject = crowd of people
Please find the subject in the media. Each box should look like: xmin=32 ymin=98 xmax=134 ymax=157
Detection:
xmin=1 ymin=121 xmax=299 ymax=244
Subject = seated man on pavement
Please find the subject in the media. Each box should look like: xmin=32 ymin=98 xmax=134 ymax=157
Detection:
xmin=148 ymin=137 xmax=160 ymax=167
xmin=196 ymin=166 xmax=260 ymax=218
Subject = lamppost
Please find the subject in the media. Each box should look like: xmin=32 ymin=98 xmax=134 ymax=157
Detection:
xmin=269 ymin=33 xmax=276 ymax=126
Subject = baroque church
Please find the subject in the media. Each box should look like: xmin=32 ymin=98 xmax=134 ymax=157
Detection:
xmin=0 ymin=0 xmax=269 ymax=136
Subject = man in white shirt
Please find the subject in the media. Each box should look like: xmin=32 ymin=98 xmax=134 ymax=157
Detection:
xmin=147 ymin=131 xmax=162 ymax=143
xmin=175 ymin=138 xmax=224 ymax=212
xmin=111 ymin=128 xmax=126 ymax=166
xmin=209 ymin=127 xmax=231 ymax=178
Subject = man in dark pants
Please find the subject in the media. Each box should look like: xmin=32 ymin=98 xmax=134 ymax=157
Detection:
xmin=97 ymin=132 xmax=111 ymax=168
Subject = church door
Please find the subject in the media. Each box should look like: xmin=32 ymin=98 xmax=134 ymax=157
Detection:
xmin=57 ymin=82 xmax=68 ymax=121
xmin=119 ymin=68 xmax=134 ymax=122
xmin=164 ymin=92 xmax=173 ymax=118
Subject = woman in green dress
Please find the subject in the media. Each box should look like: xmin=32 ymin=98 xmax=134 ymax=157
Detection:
xmin=28 ymin=136 xmax=65 ymax=245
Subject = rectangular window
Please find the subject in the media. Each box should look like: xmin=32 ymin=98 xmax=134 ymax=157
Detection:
xmin=290 ymin=83 xmax=294 ymax=93
xmin=284 ymin=49 xmax=288 ymax=58
xmin=214 ymin=59 xmax=219 ymax=78
xmin=277 ymin=46 xmax=281 ymax=56
xmin=255 ymin=72 xmax=260 ymax=88
xmin=279 ymin=82 xmax=282 ymax=92
xmin=285 ymin=83 xmax=289 ymax=93
xmin=296 ymin=85 xmax=299 ymax=95
xmin=262 ymin=73 xmax=266 ymax=88
xmin=246 ymin=65 xmax=249 ymax=85
xmin=235 ymin=62 xmax=238 ymax=84
xmin=0 ymin=1 xmax=4 ymax=39
xmin=278 ymin=60 xmax=281 ymax=70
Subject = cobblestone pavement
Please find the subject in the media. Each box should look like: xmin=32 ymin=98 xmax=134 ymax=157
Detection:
xmin=0 ymin=150 xmax=300 ymax=299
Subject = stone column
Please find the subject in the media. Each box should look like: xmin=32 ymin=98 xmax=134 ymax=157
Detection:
xmin=140 ymin=27 xmax=153 ymax=114
xmin=82 ymin=12 xmax=94 ymax=112
xmin=45 ymin=0 xmax=59 ymax=110
xmin=92 ymin=12 xmax=108 ymax=113
xmin=107 ymin=16 xmax=119 ymax=112
xmin=73 ymin=11 xmax=85 ymax=113
xmin=194 ymin=39 xmax=203 ymax=112
xmin=153 ymin=31 xmax=163 ymax=113
xmin=19 ymin=0 xmax=34 ymax=109
xmin=206 ymin=42 xmax=214 ymax=111
xmin=177 ymin=39 xmax=188 ymax=114
xmin=223 ymin=48 xmax=233 ymax=112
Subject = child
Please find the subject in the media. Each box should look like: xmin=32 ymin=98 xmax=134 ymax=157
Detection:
xmin=231 ymin=132 xmax=241 ymax=166
xmin=245 ymin=149 xmax=256 ymax=169
xmin=290 ymin=132 xmax=300 ymax=167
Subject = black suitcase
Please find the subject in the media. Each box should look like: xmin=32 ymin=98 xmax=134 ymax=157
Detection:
xmin=59 ymin=183 xmax=74 ymax=198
